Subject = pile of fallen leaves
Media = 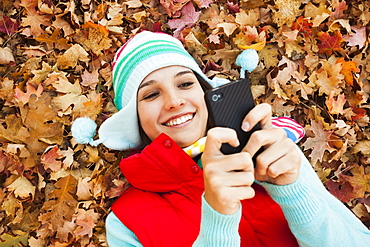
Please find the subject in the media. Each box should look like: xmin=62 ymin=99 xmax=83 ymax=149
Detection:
xmin=0 ymin=0 xmax=369 ymax=246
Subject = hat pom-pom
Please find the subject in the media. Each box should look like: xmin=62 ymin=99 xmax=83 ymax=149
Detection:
xmin=71 ymin=117 xmax=101 ymax=146
xmin=236 ymin=49 xmax=259 ymax=78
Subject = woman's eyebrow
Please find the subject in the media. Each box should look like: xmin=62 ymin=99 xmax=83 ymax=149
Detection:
xmin=139 ymin=80 xmax=156 ymax=90
xmin=174 ymin=70 xmax=193 ymax=78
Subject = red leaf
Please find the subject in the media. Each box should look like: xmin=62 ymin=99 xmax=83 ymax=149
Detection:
xmin=326 ymin=179 xmax=354 ymax=203
xmin=0 ymin=15 xmax=20 ymax=35
xmin=167 ymin=2 xmax=200 ymax=33
xmin=317 ymin=31 xmax=344 ymax=56
xmin=291 ymin=16 xmax=313 ymax=37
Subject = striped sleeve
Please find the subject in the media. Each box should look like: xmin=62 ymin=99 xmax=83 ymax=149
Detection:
xmin=271 ymin=117 xmax=305 ymax=143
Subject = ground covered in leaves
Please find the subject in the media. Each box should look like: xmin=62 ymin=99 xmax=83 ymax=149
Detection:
xmin=0 ymin=0 xmax=370 ymax=246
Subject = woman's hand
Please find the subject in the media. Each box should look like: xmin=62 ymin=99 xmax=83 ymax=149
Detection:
xmin=242 ymin=103 xmax=301 ymax=185
xmin=202 ymin=128 xmax=255 ymax=215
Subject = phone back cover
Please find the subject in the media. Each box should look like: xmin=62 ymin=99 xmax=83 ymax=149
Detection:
xmin=205 ymin=78 xmax=261 ymax=154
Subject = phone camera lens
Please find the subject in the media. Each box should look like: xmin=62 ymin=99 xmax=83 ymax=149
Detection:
xmin=212 ymin=93 xmax=223 ymax=102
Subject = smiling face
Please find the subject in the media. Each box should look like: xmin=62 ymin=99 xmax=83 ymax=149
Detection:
xmin=137 ymin=66 xmax=208 ymax=148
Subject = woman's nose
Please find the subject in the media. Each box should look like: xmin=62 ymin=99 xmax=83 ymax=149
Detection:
xmin=164 ymin=91 xmax=185 ymax=110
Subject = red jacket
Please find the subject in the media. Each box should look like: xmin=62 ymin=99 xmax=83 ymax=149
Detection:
xmin=112 ymin=133 xmax=298 ymax=246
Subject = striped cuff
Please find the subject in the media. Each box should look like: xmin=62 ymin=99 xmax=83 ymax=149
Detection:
xmin=272 ymin=117 xmax=305 ymax=143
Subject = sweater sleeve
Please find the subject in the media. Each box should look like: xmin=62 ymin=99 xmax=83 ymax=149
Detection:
xmin=193 ymin=195 xmax=241 ymax=246
xmin=105 ymin=212 xmax=143 ymax=247
xmin=105 ymin=197 xmax=241 ymax=247
xmin=258 ymin=146 xmax=370 ymax=247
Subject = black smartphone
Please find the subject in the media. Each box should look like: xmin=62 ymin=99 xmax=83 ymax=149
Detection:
xmin=205 ymin=78 xmax=262 ymax=155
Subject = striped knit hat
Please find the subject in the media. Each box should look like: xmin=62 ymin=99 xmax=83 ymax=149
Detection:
xmin=72 ymin=31 xmax=214 ymax=150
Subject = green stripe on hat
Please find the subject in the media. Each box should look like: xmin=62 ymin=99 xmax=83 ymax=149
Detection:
xmin=113 ymin=41 xmax=193 ymax=110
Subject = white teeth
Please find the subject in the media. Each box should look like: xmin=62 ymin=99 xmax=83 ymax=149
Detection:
xmin=165 ymin=114 xmax=193 ymax=126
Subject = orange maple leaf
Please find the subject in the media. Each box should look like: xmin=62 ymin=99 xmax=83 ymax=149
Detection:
xmin=317 ymin=31 xmax=344 ymax=56
xmin=336 ymin=58 xmax=360 ymax=86
xmin=291 ymin=16 xmax=313 ymax=37
xmin=325 ymin=91 xmax=346 ymax=115
xmin=36 ymin=28 xmax=71 ymax=50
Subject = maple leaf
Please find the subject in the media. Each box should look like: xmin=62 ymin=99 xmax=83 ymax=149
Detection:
xmin=317 ymin=31 xmax=344 ymax=56
xmin=73 ymin=22 xmax=112 ymax=56
xmin=326 ymin=179 xmax=354 ymax=203
xmin=335 ymin=58 xmax=360 ymax=86
xmin=343 ymin=26 xmax=367 ymax=49
xmin=217 ymin=22 xmax=238 ymax=37
xmin=160 ymin=0 xmax=190 ymax=17
xmin=291 ymin=16 xmax=313 ymax=37
xmin=235 ymin=9 xmax=260 ymax=27
xmin=21 ymin=11 xmax=51 ymax=37
xmin=325 ymin=91 xmax=346 ymax=115
xmin=57 ymin=44 xmax=90 ymax=69
xmin=76 ymin=177 xmax=93 ymax=200
xmin=330 ymin=1 xmax=347 ymax=21
xmin=51 ymin=77 xmax=88 ymax=114
xmin=81 ymin=69 xmax=100 ymax=89
xmin=74 ymin=209 xmax=99 ymax=237
xmin=313 ymin=61 xmax=344 ymax=96
xmin=208 ymin=34 xmax=220 ymax=44
xmin=7 ymin=176 xmax=36 ymax=200
xmin=0 ymin=15 xmax=21 ymax=35
xmin=79 ymin=91 xmax=104 ymax=120
xmin=302 ymin=120 xmax=336 ymax=163
xmin=36 ymin=28 xmax=71 ymax=50
xmin=41 ymin=145 xmax=63 ymax=172
xmin=341 ymin=165 xmax=370 ymax=199
xmin=259 ymin=43 xmax=280 ymax=68
xmin=22 ymin=94 xmax=64 ymax=158
xmin=14 ymin=83 xmax=44 ymax=104
xmin=167 ymin=2 xmax=200 ymax=36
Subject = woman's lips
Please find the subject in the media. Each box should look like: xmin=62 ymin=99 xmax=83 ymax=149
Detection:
xmin=163 ymin=113 xmax=194 ymax=127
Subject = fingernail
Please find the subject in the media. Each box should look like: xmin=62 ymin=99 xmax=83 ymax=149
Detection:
xmin=242 ymin=122 xmax=250 ymax=131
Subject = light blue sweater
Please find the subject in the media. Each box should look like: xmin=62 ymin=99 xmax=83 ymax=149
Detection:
xmin=106 ymin=148 xmax=370 ymax=246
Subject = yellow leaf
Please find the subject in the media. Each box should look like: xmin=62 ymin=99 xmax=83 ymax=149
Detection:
xmin=7 ymin=176 xmax=36 ymax=200
xmin=238 ymin=40 xmax=266 ymax=51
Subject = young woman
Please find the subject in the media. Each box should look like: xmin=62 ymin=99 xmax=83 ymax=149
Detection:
xmin=72 ymin=31 xmax=370 ymax=246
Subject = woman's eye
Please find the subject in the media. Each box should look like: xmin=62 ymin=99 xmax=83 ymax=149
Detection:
xmin=179 ymin=82 xmax=194 ymax=88
xmin=142 ymin=92 xmax=159 ymax=100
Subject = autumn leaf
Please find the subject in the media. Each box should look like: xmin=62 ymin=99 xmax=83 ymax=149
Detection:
xmin=291 ymin=16 xmax=313 ymax=37
xmin=0 ymin=47 xmax=15 ymax=65
xmin=167 ymin=2 xmax=200 ymax=36
xmin=0 ymin=233 xmax=28 ymax=247
xmin=41 ymin=145 xmax=63 ymax=172
xmin=39 ymin=175 xmax=78 ymax=231
xmin=317 ymin=30 xmax=344 ymax=56
xmin=0 ymin=15 xmax=20 ymax=35
xmin=35 ymin=28 xmax=71 ymax=50
xmin=336 ymin=58 xmax=360 ymax=86
xmin=326 ymin=179 xmax=354 ymax=203
xmin=325 ymin=91 xmax=346 ymax=115
xmin=352 ymin=141 xmax=370 ymax=155
xmin=73 ymin=22 xmax=112 ymax=56
xmin=303 ymin=120 xmax=336 ymax=163
xmin=341 ymin=166 xmax=370 ymax=199
xmin=14 ymin=83 xmax=43 ymax=104
xmin=343 ymin=26 xmax=367 ymax=49
xmin=7 ymin=176 xmax=36 ymax=200
xmin=57 ymin=44 xmax=90 ymax=69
